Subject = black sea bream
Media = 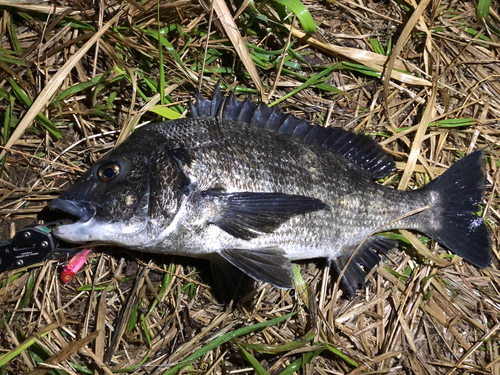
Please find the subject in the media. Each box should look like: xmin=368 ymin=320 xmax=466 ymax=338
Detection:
xmin=47 ymin=87 xmax=492 ymax=294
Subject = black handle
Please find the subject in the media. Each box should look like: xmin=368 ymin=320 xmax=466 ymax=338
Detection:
xmin=0 ymin=227 xmax=55 ymax=272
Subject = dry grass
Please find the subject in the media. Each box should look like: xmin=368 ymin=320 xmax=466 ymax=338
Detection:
xmin=0 ymin=0 xmax=499 ymax=374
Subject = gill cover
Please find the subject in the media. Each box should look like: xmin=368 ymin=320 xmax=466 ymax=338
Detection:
xmin=49 ymin=130 xmax=189 ymax=248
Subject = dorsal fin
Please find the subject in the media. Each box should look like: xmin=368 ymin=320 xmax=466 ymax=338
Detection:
xmin=189 ymin=85 xmax=395 ymax=180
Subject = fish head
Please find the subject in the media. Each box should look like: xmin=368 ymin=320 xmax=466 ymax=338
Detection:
xmin=48 ymin=131 xmax=190 ymax=248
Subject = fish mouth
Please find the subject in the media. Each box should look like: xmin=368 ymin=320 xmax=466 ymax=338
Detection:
xmin=46 ymin=199 xmax=97 ymax=223
xmin=44 ymin=199 xmax=152 ymax=246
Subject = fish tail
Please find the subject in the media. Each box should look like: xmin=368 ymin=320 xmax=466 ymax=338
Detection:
xmin=421 ymin=150 xmax=491 ymax=268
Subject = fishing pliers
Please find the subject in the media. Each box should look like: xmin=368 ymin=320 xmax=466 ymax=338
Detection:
xmin=0 ymin=222 xmax=79 ymax=272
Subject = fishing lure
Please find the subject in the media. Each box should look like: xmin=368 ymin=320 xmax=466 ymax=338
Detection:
xmin=60 ymin=247 xmax=95 ymax=283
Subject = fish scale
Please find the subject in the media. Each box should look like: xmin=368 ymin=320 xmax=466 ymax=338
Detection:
xmin=45 ymin=88 xmax=492 ymax=295
xmin=171 ymin=124 xmax=423 ymax=255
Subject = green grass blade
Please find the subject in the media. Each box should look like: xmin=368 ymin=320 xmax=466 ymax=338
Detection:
xmin=8 ymin=18 xmax=22 ymax=55
xmin=429 ymin=118 xmax=476 ymax=128
xmin=0 ymin=50 xmax=27 ymax=66
xmin=341 ymin=62 xmax=382 ymax=78
xmin=69 ymin=362 xmax=93 ymax=374
xmin=145 ymin=263 xmax=176 ymax=320
xmin=274 ymin=0 xmax=316 ymax=33
xmin=8 ymin=78 xmax=33 ymax=103
xmin=126 ymin=304 xmax=139 ymax=333
xmin=139 ymin=74 xmax=160 ymax=94
xmin=0 ymin=271 xmax=23 ymax=289
xmin=0 ymin=89 xmax=14 ymax=177
xmin=303 ymin=348 xmax=325 ymax=364
xmin=279 ymin=348 xmax=324 ymax=375
xmin=287 ymin=46 xmax=308 ymax=64
xmin=477 ymin=0 xmax=491 ymax=22
xmin=8 ymin=78 xmax=62 ymax=138
xmin=270 ymin=63 xmax=341 ymax=106
xmin=321 ymin=343 xmax=359 ymax=367
xmin=111 ymin=352 xmax=151 ymax=373
xmin=284 ymin=60 xmax=300 ymax=69
xmin=239 ymin=329 xmax=315 ymax=354
xmin=158 ymin=1 xmax=166 ymax=110
xmin=77 ymin=276 xmax=136 ymax=292
xmin=162 ymin=312 xmax=296 ymax=375
xmin=141 ymin=318 xmax=152 ymax=346
xmin=378 ymin=232 xmax=410 ymax=244
xmin=19 ymin=270 xmax=36 ymax=309
xmin=111 ymin=66 xmax=150 ymax=101
xmin=148 ymin=106 xmax=182 ymax=120
xmin=237 ymin=344 xmax=270 ymax=375
xmin=293 ymin=264 xmax=308 ymax=307
xmin=52 ymin=75 xmax=102 ymax=103
xmin=314 ymin=82 xmax=346 ymax=94
xmin=181 ymin=282 xmax=196 ymax=299
xmin=279 ymin=357 xmax=302 ymax=374
xmin=464 ymin=27 xmax=491 ymax=41
xmin=382 ymin=266 xmax=410 ymax=281
xmin=477 ymin=0 xmax=500 ymax=36
xmin=0 ymin=324 xmax=59 ymax=367
xmin=60 ymin=17 xmax=96 ymax=31
xmin=369 ymin=38 xmax=385 ymax=55
xmin=143 ymin=29 xmax=188 ymax=74
xmin=92 ymin=69 xmax=128 ymax=102
xmin=0 ymin=269 xmax=32 ymax=331
xmin=387 ymin=36 xmax=393 ymax=55
xmin=246 ymin=43 xmax=286 ymax=56
xmin=396 ymin=118 xmax=478 ymax=132
xmin=29 ymin=346 xmax=68 ymax=375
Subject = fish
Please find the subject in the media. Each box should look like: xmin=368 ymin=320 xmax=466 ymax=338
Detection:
xmin=45 ymin=86 xmax=492 ymax=295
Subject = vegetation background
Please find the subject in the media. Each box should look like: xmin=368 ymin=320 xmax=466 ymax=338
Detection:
xmin=0 ymin=0 xmax=499 ymax=373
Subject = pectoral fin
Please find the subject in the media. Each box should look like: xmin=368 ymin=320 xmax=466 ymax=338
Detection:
xmin=219 ymin=247 xmax=294 ymax=289
xmin=203 ymin=190 xmax=329 ymax=240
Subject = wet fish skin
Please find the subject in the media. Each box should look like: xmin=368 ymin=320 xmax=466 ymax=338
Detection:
xmin=47 ymin=90 xmax=492 ymax=294
xmin=50 ymin=117 xmax=413 ymax=251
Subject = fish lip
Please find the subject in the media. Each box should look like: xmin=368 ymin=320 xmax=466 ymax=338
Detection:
xmin=48 ymin=199 xmax=97 ymax=223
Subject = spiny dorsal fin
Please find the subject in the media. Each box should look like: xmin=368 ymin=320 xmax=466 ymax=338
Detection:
xmin=189 ymin=85 xmax=396 ymax=179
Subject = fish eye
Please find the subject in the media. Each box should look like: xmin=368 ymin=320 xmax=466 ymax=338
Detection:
xmin=98 ymin=163 xmax=120 ymax=182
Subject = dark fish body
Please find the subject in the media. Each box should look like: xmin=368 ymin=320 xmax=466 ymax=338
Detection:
xmin=48 ymin=88 xmax=491 ymax=294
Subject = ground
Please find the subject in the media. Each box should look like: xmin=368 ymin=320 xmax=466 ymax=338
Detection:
xmin=0 ymin=0 xmax=499 ymax=374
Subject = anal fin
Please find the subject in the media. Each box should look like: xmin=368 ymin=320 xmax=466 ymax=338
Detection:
xmin=219 ymin=248 xmax=294 ymax=289
xmin=331 ymin=236 xmax=398 ymax=296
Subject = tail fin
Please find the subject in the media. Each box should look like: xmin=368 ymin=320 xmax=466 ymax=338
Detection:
xmin=423 ymin=150 xmax=491 ymax=268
